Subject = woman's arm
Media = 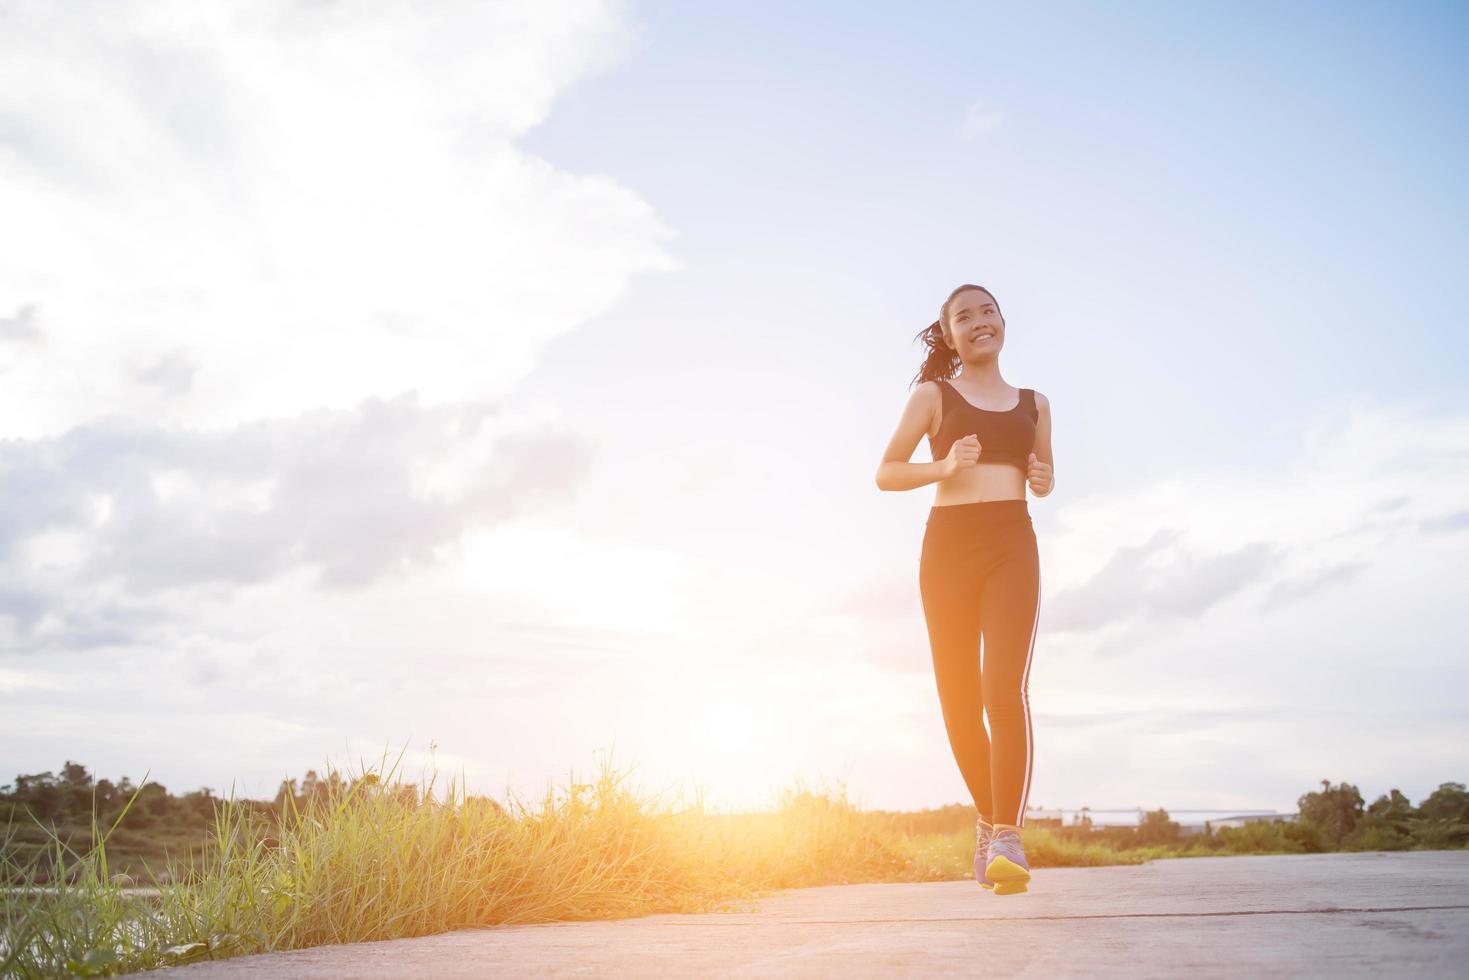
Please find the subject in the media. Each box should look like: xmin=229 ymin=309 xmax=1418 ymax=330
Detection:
xmin=1026 ymin=391 xmax=1055 ymax=497
xmin=876 ymin=381 xmax=954 ymax=491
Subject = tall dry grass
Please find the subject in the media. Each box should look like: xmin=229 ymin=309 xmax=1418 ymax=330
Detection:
xmin=2 ymin=746 xmax=1159 ymax=977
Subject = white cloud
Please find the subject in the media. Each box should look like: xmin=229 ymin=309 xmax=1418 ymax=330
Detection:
xmin=825 ymin=397 xmax=1469 ymax=808
xmin=446 ymin=517 xmax=693 ymax=633
xmin=0 ymin=666 xmax=59 ymax=694
xmin=958 ymin=98 xmax=1005 ymax=141
xmin=0 ymin=0 xmax=678 ymax=438
xmin=1012 ymin=397 xmax=1469 ymax=806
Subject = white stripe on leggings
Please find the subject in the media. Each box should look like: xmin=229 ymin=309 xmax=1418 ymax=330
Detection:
xmin=1016 ymin=568 xmax=1042 ymax=826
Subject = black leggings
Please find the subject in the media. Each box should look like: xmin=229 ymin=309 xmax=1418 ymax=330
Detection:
xmin=918 ymin=499 xmax=1041 ymax=827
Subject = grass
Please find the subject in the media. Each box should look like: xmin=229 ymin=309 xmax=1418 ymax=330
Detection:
xmin=3 ymin=747 xmax=913 ymax=975
xmin=0 ymin=746 xmax=1388 ymax=977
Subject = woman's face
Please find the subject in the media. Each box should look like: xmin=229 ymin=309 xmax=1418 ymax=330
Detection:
xmin=945 ymin=289 xmax=1005 ymax=361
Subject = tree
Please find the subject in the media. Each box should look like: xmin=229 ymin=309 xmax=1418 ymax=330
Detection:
xmin=1412 ymin=782 xmax=1469 ymax=848
xmin=122 ymin=781 xmax=171 ymax=828
xmin=11 ymin=771 xmax=62 ymax=820
xmin=1137 ymin=807 xmax=1181 ymax=846
xmin=1344 ymin=789 xmax=1415 ymax=851
xmin=273 ymin=777 xmax=300 ymax=810
xmin=1297 ymin=779 xmax=1364 ymax=848
xmin=1417 ymin=782 xmax=1469 ymax=823
xmin=178 ymin=788 xmax=219 ymax=824
xmin=60 ymin=761 xmax=92 ymax=788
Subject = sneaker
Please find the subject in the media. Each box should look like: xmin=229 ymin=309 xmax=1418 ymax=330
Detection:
xmin=984 ymin=828 xmax=1031 ymax=895
xmin=973 ymin=818 xmax=996 ymax=890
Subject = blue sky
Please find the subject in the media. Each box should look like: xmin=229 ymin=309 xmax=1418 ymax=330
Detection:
xmin=525 ymin=0 xmax=1468 ymax=503
xmin=1 ymin=0 xmax=1466 ymax=817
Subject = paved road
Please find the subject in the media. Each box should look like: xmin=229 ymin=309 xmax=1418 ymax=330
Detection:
xmin=167 ymin=851 xmax=1469 ymax=978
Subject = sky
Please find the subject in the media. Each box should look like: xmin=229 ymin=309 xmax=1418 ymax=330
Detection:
xmin=2 ymin=0 xmax=1466 ymax=817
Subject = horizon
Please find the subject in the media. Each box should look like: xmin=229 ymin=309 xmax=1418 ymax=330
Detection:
xmin=4 ymin=754 xmax=1438 ymax=826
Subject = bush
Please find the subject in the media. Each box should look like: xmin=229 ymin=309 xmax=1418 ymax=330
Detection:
xmin=1342 ymin=819 xmax=1413 ymax=851
xmin=1217 ymin=819 xmax=1324 ymax=854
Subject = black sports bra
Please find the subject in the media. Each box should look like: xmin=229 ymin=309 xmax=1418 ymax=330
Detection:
xmin=928 ymin=380 xmax=1038 ymax=470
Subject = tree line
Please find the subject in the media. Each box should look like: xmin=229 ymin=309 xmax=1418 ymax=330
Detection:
xmin=0 ymin=761 xmax=435 ymax=832
xmin=1083 ymin=778 xmax=1469 ymax=852
xmin=4 ymin=763 xmax=1467 ymax=853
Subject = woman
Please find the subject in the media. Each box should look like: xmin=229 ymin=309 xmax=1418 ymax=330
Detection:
xmin=874 ymin=283 xmax=1054 ymax=896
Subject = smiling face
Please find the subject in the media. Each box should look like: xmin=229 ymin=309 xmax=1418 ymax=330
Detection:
xmin=944 ymin=288 xmax=1005 ymax=362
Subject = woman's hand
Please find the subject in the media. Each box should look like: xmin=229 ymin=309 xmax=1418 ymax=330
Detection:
xmin=944 ymin=434 xmax=981 ymax=479
xmin=1026 ymin=452 xmax=1054 ymax=496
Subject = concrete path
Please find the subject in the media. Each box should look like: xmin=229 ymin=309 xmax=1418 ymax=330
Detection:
xmin=167 ymin=851 xmax=1469 ymax=978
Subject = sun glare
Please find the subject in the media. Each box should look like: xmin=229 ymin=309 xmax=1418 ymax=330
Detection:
xmin=448 ymin=519 xmax=690 ymax=632
xmin=658 ymin=679 xmax=792 ymax=812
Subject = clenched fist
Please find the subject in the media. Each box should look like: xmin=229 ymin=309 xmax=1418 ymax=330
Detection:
xmin=944 ymin=434 xmax=981 ymax=478
xmin=1026 ymin=452 xmax=1053 ymax=497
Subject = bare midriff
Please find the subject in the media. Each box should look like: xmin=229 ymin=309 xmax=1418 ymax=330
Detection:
xmin=932 ymin=461 xmax=1027 ymax=505
xmin=925 ymin=383 xmax=1032 ymax=505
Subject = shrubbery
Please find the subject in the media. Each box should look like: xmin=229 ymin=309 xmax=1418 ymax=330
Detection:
xmin=1293 ymin=779 xmax=1469 ymax=852
xmin=4 ymin=764 xmax=1467 ymax=887
xmin=1 ymin=758 xmax=1466 ymax=977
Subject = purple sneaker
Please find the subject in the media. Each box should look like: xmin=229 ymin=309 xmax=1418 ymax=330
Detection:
xmin=973 ymin=818 xmax=996 ymax=890
xmin=984 ymin=828 xmax=1031 ymax=895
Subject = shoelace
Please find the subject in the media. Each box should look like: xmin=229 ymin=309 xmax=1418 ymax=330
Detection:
xmin=991 ymin=829 xmax=1023 ymax=849
xmin=975 ymin=821 xmax=994 ymax=847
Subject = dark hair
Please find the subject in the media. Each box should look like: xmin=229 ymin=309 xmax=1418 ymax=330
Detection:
xmin=910 ymin=284 xmax=1003 ymax=387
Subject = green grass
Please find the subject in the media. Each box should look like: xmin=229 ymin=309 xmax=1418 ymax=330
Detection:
xmin=0 ymin=747 xmax=1450 ymax=977
xmin=3 ymin=748 xmax=915 ymax=975
xmin=0 ymin=817 xmax=196 ymax=894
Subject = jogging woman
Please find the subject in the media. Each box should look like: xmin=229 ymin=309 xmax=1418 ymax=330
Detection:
xmin=874 ymin=283 xmax=1054 ymax=896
